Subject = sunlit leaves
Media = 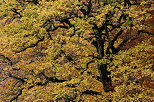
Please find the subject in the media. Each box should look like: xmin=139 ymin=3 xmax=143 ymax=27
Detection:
xmin=0 ymin=0 xmax=154 ymax=101
xmin=109 ymin=39 xmax=154 ymax=101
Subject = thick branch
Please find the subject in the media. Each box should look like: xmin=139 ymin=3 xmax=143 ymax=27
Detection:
xmin=9 ymin=88 xmax=24 ymax=102
xmin=96 ymin=34 xmax=105 ymax=58
xmin=47 ymin=25 xmax=69 ymax=32
xmin=117 ymin=37 xmax=129 ymax=50
xmin=108 ymin=30 xmax=123 ymax=54
xmin=8 ymin=73 xmax=25 ymax=83
xmin=124 ymin=0 xmax=131 ymax=6
xmin=25 ymin=0 xmax=39 ymax=5
xmin=15 ymin=37 xmax=44 ymax=53
xmin=79 ymin=0 xmax=92 ymax=16
xmin=59 ymin=17 xmax=74 ymax=27
xmin=29 ymin=72 xmax=67 ymax=89
xmin=82 ymin=90 xmax=100 ymax=95
xmin=105 ymin=24 xmax=112 ymax=54
xmin=11 ymin=8 xmax=22 ymax=18
xmin=112 ymin=30 xmax=123 ymax=43
xmin=138 ymin=30 xmax=154 ymax=36
xmin=48 ymin=77 xmax=67 ymax=83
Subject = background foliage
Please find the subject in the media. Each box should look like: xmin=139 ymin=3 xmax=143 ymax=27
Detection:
xmin=0 ymin=0 xmax=154 ymax=101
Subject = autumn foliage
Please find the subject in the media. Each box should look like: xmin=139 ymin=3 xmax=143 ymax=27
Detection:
xmin=0 ymin=0 xmax=154 ymax=101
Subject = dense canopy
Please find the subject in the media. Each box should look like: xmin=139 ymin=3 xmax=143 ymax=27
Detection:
xmin=0 ymin=0 xmax=154 ymax=101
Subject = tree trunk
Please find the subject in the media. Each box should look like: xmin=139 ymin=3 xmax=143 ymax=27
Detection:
xmin=96 ymin=34 xmax=114 ymax=92
xmin=96 ymin=34 xmax=104 ymax=58
xmin=98 ymin=64 xmax=113 ymax=92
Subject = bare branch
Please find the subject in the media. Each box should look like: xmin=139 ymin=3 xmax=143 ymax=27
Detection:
xmin=138 ymin=30 xmax=154 ymax=36
xmin=15 ymin=37 xmax=44 ymax=53
xmin=9 ymin=88 xmax=24 ymax=102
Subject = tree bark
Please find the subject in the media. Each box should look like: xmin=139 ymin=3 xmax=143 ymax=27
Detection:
xmin=95 ymin=33 xmax=114 ymax=92
xmin=98 ymin=64 xmax=113 ymax=92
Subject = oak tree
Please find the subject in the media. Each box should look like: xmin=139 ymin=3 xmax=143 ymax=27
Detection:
xmin=0 ymin=0 xmax=154 ymax=101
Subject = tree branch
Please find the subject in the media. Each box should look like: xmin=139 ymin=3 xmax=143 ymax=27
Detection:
xmin=79 ymin=0 xmax=92 ymax=16
xmin=8 ymin=73 xmax=25 ymax=83
xmin=82 ymin=90 xmax=100 ymax=95
xmin=138 ymin=30 xmax=154 ymax=36
xmin=0 ymin=54 xmax=13 ymax=66
xmin=108 ymin=30 xmax=123 ymax=54
xmin=15 ymin=37 xmax=44 ymax=53
xmin=9 ymin=88 xmax=24 ymax=102
xmin=11 ymin=8 xmax=22 ymax=18
xmin=117 ymin=37 xmax=129 ymax=50
xmin=47 ymin=25 xmax=69 ymax=32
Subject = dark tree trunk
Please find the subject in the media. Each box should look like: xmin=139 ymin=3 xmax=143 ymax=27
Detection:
xmin=124 ymin=0 xmax=131 ymax=6
xmin=98 ymin=64 xmax=113 ymax=92
xmin=96 ymin=34 xmax=104 ymax=58
xmin=92 ymin=21 xmax=114 ymax=92
xmin=95 ymin=33 xmax=114 ymax=92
